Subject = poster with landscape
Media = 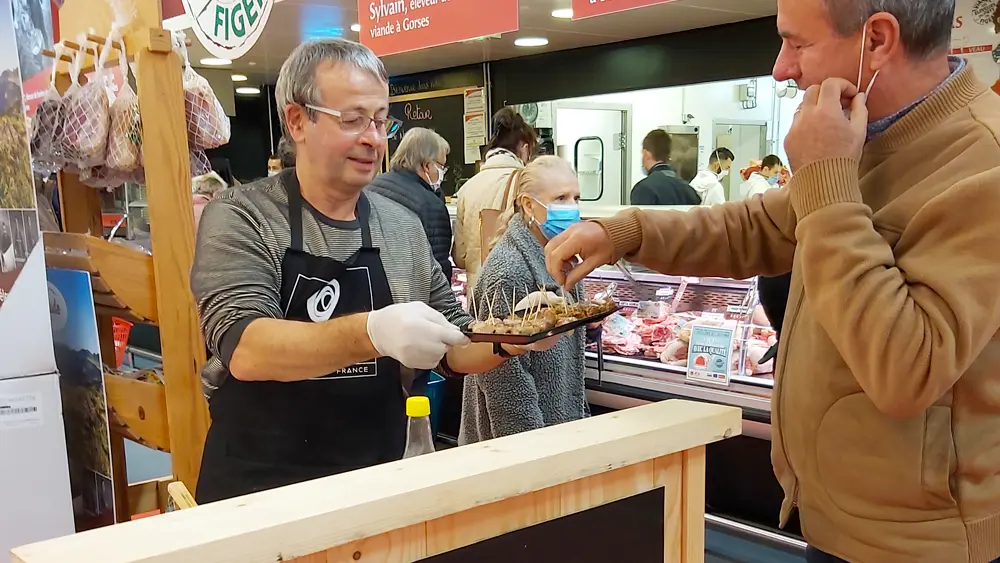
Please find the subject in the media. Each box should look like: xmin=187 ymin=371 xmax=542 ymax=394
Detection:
xmin=0 ymin=0 xmax=40 ymax=313
xmin=47 ymin=267 xmax=116 ymax=531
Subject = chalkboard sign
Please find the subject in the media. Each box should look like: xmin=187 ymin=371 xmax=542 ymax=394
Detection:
xmin=387 ymin=88 xmax=480 ymax=198
xmin=421 ymin=488 xmax=665 ymax=563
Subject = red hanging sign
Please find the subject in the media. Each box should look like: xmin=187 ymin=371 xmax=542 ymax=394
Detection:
xmin=360 ymin=0 xmax=518 ymax=57
xmin=572 ymin=0 xmax=677 ymax=20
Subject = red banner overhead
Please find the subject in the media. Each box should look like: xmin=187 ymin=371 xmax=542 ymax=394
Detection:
xmin=572 ymin=0 xmax=676 ymax=20
xmin=360 ymin=0 xmax=518 ymax=57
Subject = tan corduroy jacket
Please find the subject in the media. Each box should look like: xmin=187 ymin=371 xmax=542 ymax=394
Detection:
xmin=452 ymin=151 xmax=523 ymax=288
xmin=596 ymin=67 xmax=1000 ymax=563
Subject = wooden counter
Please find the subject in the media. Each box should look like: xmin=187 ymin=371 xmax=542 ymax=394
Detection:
xmin=11 ymin=399 xmax=741 ymax=563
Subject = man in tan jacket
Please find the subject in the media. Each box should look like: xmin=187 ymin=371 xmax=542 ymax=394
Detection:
xmin=547 ymin=1 xmax=1000 ymax=562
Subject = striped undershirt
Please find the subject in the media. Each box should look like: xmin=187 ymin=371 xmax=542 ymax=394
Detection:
xmin=191 ymin=171 xmax=471 ymax=397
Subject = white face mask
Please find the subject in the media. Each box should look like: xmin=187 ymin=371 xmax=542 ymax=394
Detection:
xmin=267 ymin=170 xmax=279 ymax=177
xmin=429 ymin=164 xmax=445 ymax=190
xmin=857 ymin=25 xmax=880 ymax=100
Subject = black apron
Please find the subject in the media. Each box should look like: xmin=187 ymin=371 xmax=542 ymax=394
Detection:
xmin=196 ymin=176 xmax=406 ymax=504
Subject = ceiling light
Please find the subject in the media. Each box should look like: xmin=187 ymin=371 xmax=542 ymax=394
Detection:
xmin=200 ymin=57 xmax=232 ymax=66
xmin=235 ymin=86 xmax=260 ymax=95
xmin=551 ymin=8 xmax=573 ymax=19
xmin=514 ymin=37 xmax=548 ymax=47
xmin=350 ymin=23 xmax=361 ymax=32
xmin=231 ymin=74 xmax=248 ymax=82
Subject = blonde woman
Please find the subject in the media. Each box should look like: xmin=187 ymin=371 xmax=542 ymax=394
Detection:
xmin=459 ymin=156 xmax=596 ymax=444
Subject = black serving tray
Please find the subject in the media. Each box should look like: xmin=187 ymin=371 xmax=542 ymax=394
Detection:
xmin=463 ymin=307 xmax=620 ymax=345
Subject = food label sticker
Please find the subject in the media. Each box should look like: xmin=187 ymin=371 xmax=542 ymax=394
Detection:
xmin=686 ymin=325 xmax=734 ymax=387
xmin=604 ymin=313 xmax=633 ymax=338
xmin=702 ymin=312 xmax=726 ymax=322
xmin=0 ymin=393 xmax=43 ymax=430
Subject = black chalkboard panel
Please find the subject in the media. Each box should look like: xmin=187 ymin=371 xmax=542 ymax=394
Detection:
xmin=421 ymin=488 xmax=665 ymax=563
xmin=388 ymin=91 xmax=479 ymax=198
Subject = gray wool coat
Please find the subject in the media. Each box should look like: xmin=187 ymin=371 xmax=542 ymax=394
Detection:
xmin=458 ymin=216 xmax=589 ymax=445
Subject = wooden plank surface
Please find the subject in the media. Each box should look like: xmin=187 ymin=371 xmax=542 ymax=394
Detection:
xmin=11 ymin=400 xmax=740 ymax=563
xmin=135 ymin=46 xmax=210 ymax=494
xmin=681 ymin=447 xmax=707 ymax=563
xmin=104 ymin=373 xmax=170 ymax=452
xmin=655 ymin=454 xmax=684 ymax=563
xmin=86 ymin=237 xmax=158 ymax=322
xmin=293 ymin=525 xmax=426 ymax=563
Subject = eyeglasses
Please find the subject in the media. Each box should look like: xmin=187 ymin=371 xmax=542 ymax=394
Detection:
xmin=433 ymin=161 xmax=448 ymax=174
xmin=304 ymin=104 xmax=403 ymax=139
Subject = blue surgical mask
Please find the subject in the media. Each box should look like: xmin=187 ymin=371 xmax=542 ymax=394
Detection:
xmin=531 ymin=198 xmax=581 ymax=239
xmin=767 ymin=175 xmax=780 ymax=186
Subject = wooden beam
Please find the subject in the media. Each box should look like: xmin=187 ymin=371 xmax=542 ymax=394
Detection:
xmin=10 ymin=401 xmax=740 ymax=563
xmin=135 ymin=45 xmax=210 ymax=493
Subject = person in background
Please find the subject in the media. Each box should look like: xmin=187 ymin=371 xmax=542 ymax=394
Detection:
xmin=267 ymin=154 xmax=282 ymax=177
xmin=739 ymin=154 xmax=784 ymax=200
xmin=755 ymin=273 xmax=792 ymax=365
xmin=460 ymin=156 xmax=592 ymax=444
xmin=192 ymin=171 xmax=228 ymax=233
xmin=367 ymin=127 xmax=454 ymax=282
xmin=546 ymin=0 xmax=1000 ymax=561
xmin=689 ymin=147 xmax=735 ymax=206
xmin=629 ymin=129 xmax=701 ymax=206
xmin=277 ymin=136 xmax=296 ymax=169
xmin=453 ymin=107 xmax=537 ymax=289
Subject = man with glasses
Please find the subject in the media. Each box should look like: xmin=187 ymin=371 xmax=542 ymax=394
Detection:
xmin=191 ymin=39 xmax=553 ymax=503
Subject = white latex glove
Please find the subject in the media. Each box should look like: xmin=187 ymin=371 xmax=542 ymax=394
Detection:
xmin=514 ymin=291 xmax=565 ymax=313
xmin=366 ymin=302 xmax=470 ymax=370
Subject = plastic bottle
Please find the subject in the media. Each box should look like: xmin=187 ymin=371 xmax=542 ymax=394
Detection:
xmin=402 ymin=396 xmax=436 ymax=459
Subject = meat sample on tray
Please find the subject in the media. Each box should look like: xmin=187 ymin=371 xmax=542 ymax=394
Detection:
xmin=591 ymin=304 xmax=777 ymax=377
xmin=466 ymin=290 xmax=618 ymax=344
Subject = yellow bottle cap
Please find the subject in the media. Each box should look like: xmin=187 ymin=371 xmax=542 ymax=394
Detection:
xmin=406 ymin=396 xmax=431 ymax=418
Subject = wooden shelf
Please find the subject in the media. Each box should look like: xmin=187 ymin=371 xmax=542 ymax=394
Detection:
xmin=104 ymin=373 xmax=170 ymax=453
xmin=43 ymin=232 xmax=158 ymax=323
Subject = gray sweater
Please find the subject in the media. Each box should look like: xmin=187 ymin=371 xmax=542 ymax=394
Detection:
xmin=458 ymin=217 xmax=589 ymax=445
xmin=191 ymin=171 xmax=472 ymax=397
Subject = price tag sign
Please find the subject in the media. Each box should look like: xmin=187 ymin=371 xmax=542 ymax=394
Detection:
xmin=686 ymin=325 xmax=734 ymax=387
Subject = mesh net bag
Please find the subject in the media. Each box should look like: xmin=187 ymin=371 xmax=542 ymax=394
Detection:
xmin=183 ymin=65 xmax=230 ymax=150
xmin=59 ymin=39 xmax=111 ymax=169
xmin=190 ymin=149 xmax=211 ymax=176
xmin=80 ymin=165 xmax=128 ymax=189
xmin=106 ymin=39 xmax=141 ymax=171
xmin=29 ymin=45 xmax=67 ymax=174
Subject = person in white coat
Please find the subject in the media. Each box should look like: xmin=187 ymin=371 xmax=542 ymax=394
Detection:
xmin=689 ymin=147 xmax=734 ymax=205
xmin=739 ymin=154 xmax=785 ymax=200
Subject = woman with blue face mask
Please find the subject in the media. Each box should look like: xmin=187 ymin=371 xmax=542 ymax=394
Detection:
xmin=459 ymin=156 xmax=594 ymax=445
xmin=738 ymin=154 xmax=786 ymax=200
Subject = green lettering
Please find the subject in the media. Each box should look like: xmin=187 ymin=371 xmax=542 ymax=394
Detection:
xmin=231 ymin=1 xmax=245 ymax=37
xmin=214 ymin=5 xmax=225 ymax=38
xmin=242 ymin=0 xmax=258 ymax=28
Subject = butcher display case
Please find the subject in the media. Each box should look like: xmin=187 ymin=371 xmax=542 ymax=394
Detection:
xmin=448 ymin=261 xmax=776 ymax=411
